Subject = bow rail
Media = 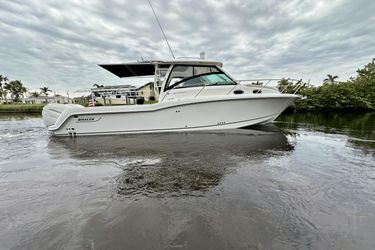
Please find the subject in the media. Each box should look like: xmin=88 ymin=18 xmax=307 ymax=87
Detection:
xmin=237 ymin=78 xmax=309 ymax=94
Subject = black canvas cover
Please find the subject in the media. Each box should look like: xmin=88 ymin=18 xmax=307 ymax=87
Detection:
xmin=99 ymin=63 xmax=156 ymax=77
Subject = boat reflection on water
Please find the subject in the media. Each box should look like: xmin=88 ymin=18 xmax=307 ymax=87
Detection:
xmin=47 ymin=125 xmax=293 ymax=197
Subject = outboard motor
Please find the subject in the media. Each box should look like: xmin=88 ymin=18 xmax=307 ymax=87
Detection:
xmin=42 ymin=103 xmax=83 ymax=127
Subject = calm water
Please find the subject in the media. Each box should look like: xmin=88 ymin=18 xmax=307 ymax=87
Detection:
xmin=0 ymin=112 xmax=374 ymax=250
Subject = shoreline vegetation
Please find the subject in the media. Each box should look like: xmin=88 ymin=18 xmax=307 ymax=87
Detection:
xmin=0 ymin=104 xmax=45 ymax=113
xmin=1 ymin=60 xmax=374 ymax=114
xmin=281 ymin=60 xmax=375 ymax=112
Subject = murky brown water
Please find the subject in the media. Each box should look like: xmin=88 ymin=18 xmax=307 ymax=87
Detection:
xmin=0 ymin=113 xmax=374 ymax=250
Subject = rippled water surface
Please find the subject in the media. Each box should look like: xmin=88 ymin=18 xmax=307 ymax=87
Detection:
xmin=0 ymin=112 xmax=374 ymax=250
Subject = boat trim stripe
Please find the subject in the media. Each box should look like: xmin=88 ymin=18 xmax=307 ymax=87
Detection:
xmin=60 ymin=113 xmax=277 ymax=136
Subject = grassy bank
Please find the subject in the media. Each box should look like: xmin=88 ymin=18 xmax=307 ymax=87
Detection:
xmin=0 ymin=104 xmax=45 ymax=113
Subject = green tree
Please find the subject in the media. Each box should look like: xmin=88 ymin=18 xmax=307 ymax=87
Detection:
xmin=4 ymin=80 xmax=27 ymax=102
xmin=40 ymin=86 xmax=52 ymax=103
xmin=40 ymin=86 xmax=52 ymax=97
xmin=30 ymin=91 xmax=41 ymax=97
xmin=323 ymin=74 xmax=339 ymax=84
xmin=0 ymin=75 xmax=9 ymax=101
xmin=279 ymin=60 xmax=375 ymax=112
xmin=351 ymin=60 xmax=375 ymax=109
xmin=356 ymin=60 xmax=375 ymax=82
xmin=278 ymin=78 xmax=305 ymax=94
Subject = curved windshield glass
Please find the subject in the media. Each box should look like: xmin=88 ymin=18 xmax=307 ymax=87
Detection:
xmin=172 ymin=73 xmax=235 ymax=89
xmin=165 ymin=65 xmax=219 ymax=90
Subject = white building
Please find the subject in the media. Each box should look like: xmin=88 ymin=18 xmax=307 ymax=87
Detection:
xmin=91 ymin=85 xmax=143 ymax=105
xmin=22 ymin=95 xmax=74 ymax=104
xmin=136 ymin=82 xmax=156 ymax=101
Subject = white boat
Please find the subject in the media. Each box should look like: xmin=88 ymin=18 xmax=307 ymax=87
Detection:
xmin=42 ymin=59 xmax=301 ymax=136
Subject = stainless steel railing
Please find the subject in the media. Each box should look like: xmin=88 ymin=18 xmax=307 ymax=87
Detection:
xmin=236 ymin=78 xmax=309 ymax=94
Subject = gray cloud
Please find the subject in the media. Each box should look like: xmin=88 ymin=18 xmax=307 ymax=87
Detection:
xmin=0 ymin=0 xmax=374 ymax=95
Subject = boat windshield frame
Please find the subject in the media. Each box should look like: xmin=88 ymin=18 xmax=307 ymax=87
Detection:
xmin=164 ymin=65 xmax=237 ymax=91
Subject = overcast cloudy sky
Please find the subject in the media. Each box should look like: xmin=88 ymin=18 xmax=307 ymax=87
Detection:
xmin=1 ymin=0 xmax=374 ymax=95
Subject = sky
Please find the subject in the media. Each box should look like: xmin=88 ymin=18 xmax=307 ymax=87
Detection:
xmin=0 ymin=0 xmax=374 ymax=96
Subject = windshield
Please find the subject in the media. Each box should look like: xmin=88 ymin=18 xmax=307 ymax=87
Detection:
xmin=165 ymin=65 xmax=223 ymax=89
xmin=172 ymin=73 xmax=236 ymax=89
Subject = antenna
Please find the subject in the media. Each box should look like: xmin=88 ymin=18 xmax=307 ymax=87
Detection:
xmin=147 ymin=0 xmax=175 ymax=59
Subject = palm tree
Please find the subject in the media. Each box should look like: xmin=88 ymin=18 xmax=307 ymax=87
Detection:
xmin=4 ymin=80 xmax=27 ymax=102
xmin=0 ymin=75 xmax=8 ymax=87
xmin=40 ymin=86 xmax=52 ymax=103
xmin=30 ymin=91 xmax=40 ymax=97
xmin=40 ymin=86 xmax=52 ymax=96
xmin=0 ymin=75 xmax=9 ymax=101
xmin=323 ymin=74 xmax=339 ymax=84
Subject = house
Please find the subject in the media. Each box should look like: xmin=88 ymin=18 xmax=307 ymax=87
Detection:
xmin=136 ymin=82 xmax=156 ymax=101
xmin=91 ymin=85 xmax=140 ymax=105
xmin=91 ymin=83 xmax=157 ymax=105
xmin=22 ymin=95 xmax=74 ymax=104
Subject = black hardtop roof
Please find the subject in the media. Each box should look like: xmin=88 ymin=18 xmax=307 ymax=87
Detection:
xmin=99 ymin=60 xmax=223 ymax=78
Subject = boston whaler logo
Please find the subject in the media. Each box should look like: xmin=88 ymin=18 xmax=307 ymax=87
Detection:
xmin=76 ymin=116 xmax=101 ymax=123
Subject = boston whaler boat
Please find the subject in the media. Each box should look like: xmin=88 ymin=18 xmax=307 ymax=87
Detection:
xmin=42 ymin=59 xmax=302 ymax=136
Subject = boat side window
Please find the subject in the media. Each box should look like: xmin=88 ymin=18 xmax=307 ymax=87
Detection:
xmin=194 ymin=66 xmax=217 ymax=75
xmin=165 ymin=65 xmax=220 ymax=90
xmin=172 ymin=73 xmax=235 ymax=89
xmin=167 ymin=66 xmax=193 ymax=85
xmin=157 ymin=65 xmax=170 ymax=78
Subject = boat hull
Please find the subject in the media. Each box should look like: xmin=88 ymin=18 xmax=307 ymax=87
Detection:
xmin=47 ymin=96 xmax=297 ymax=136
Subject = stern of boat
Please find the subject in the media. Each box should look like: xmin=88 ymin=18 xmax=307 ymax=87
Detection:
xmin=42 ymin=103 xmax=84 ymax=128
